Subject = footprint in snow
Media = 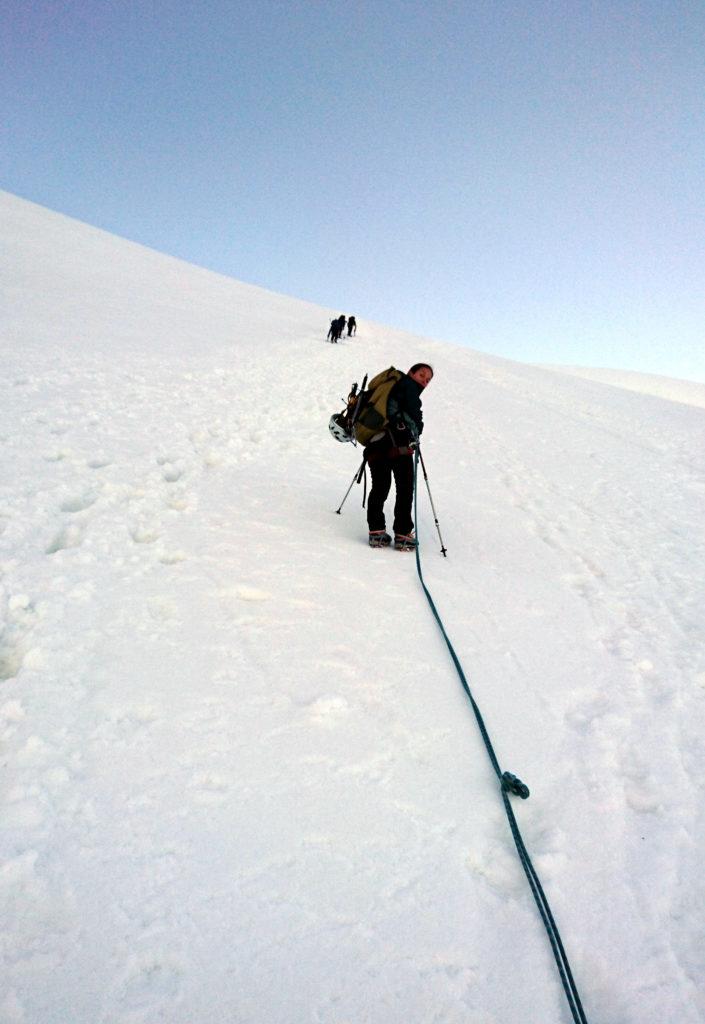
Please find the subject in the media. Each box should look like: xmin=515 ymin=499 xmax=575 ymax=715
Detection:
xmin=236 ymin=586 xmax=272 ymax=602
xmin=157 ymin=549 xmax=187 ymax=565
xmin=189 ymin=772 xmax=230 ymax=805
xmin=0 ymin=596 xmax=43 ymax=680
xmin=165 ymin=493 xmax=189 ymax=511
xmin=315 ymin=657 xmax=361 ymax=680
xmin=564 ymin=690 xmax=612 ymax=733
xmin=156 ymin=454 xmax=184 ymax=482
xmin=202 ymin=450 xmax=225 ymax=468
xmin=624 ymin=781 xmax=662 ymax=814
xmin=307 ymin=694 xmax=350 ymax=723
xmin=130 ymin=525 xmax=161 ymax=544
xmin=0 ymin=634 xmax=25 ymax=681
xmin=466 ymin=839 xmax=525 ymax=895
xmin=147 ymin=597 xmax=179 ymax=621
xmin=0 ymin=990 xmax=26 ymax=1022
xmin=114 ymin=953 xmax=184 ymax=1012
xmin=60 ymin=491 xmax=98 ymax=513
xmin=162 ymin=464 xmax=184 ymax=483
xmin=0 ymin=699 xmax=25 ymax=735
xmin=622 ymin=756 xmax=662 ymax=814
xmin=46 ymin=522 xmax=85 ymax=554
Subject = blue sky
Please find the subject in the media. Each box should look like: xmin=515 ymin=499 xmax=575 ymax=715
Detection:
xmin=2 ymin=0 xmax=704 ymax=381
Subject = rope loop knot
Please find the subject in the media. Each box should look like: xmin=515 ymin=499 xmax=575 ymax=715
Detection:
xmin=501 ymin=771 xmax=530 ymax=799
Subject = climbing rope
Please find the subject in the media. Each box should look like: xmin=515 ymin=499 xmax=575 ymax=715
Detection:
xmin=412 ymin=448 xmax=590 ymax=1024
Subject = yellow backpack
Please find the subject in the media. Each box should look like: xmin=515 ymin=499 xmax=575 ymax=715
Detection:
xmin=353 ymin=367 xmax=403 ymax=446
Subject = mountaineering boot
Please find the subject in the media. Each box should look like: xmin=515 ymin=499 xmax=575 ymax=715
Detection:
xmin=394 ymin=532 xmax=417 ymax=551
xmin=368 ymin=530 xmax=392 ymax=548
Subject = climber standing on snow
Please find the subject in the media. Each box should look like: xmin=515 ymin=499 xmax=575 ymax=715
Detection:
xmin=366 ymin=363 xmax=433 ymax=550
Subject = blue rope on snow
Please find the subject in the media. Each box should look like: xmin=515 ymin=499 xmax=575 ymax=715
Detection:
xmin=412 ymin=448 xmax=590 ymax=1024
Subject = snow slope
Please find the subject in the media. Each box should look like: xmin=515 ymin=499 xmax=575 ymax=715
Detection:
xmin=1 ymin=191 xmax=704 ymax=1024
xmin=542 ymin=365 xmax=705 ymax=411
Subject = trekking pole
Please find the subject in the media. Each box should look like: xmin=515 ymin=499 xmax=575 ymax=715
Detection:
xmin=416 ymin=446 xmax=447 ymax=556
xmin=335 ymin=459 xmax=366 ymax=514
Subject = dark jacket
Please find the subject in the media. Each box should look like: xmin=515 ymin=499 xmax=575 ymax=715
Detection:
xmin=387 ymin=374 xmax=424 ymax=439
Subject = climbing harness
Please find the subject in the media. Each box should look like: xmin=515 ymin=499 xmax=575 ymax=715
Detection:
xmin=412 ymin=448 xmax=590 ymax=1024
xmin=334 ymin=441 xmax=417 ymax=516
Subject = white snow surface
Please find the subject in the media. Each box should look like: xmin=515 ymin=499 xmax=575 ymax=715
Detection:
xmin=1 ymin=190 xmax=704 ymax=1024
xmin=542 ymin=365 xmax=705 ymax=411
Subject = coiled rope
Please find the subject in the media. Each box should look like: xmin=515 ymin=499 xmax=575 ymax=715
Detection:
xmin=412 ymin=448 xmax=590 ymax=1024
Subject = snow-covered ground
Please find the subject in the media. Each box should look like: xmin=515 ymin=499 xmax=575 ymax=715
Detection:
xmin=542 ymin=365 xmax=705 ymax=410
xmin=1 ymin=190 xmax=704 ymax=1024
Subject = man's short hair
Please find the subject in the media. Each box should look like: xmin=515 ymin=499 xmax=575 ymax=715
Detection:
xmin=408 ymin=363 xmax=434 ymax=376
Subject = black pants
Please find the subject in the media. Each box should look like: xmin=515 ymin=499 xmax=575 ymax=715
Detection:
xmin=366 ymin=449 xmax=414 ymax=535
